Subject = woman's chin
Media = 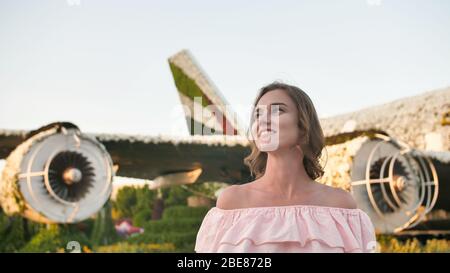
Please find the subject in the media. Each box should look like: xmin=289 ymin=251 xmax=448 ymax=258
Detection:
xmin=256 ymin=140 xmax=280 ymax=152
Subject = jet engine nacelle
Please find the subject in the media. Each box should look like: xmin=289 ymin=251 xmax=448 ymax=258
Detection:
xmin=0 ymin=123 xmax=113 ymax=223
xmin=349 ymin=134 xmax=439 ymax=233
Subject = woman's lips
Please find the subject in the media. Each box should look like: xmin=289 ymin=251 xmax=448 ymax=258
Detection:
xmin=258 ymin=130 xmax=276 ymax=142
xmin=258 ymin=129 xmax=276 ymax=137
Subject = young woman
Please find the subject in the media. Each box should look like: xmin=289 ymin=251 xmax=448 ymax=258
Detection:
xmin=195 ymin=82 xmax=376 ymax=253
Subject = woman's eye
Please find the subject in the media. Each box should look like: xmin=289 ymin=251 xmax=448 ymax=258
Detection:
xmin=271 ymin=107 xmax=284 ymax=114
xmin=254 ymin=109 xmax=264 ymax=118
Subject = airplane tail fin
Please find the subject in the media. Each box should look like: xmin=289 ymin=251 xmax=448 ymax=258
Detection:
xmin=168 ymin=50 xmax=245 ymax=136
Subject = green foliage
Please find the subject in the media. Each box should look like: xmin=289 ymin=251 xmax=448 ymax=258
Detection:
xmin=135 ymin=187 xmax=157 ymax=213
xmin=0 ymin=216 xmax=27 ymax=252
xmin=94 ymin=242 xmax=176 ymax=253
xmin=420 ymin=239 xmax=450 ymax=253
xmin=169 ymin=62 xmax=209 ymax=107
xmin=162 ymin=206 xmax=210 ymax=219
xmin=112 ymin=185 xmax=195 ymax=226
xmin=142 ymin=218 xmax=203 ymax=234
xmin=113 ymin=187 xmax=138 ymax=219
xmin=1 ymin=183 xmax=215 ymax=253
xmin=91 ymin=202 xmax=118 ymax=246
xmin=128 ymin=231 xmax=198 ymax=252
xmin=75 ymin=218 xmax=95 ymax=237
xmin=108 ymin=186 xmax=206 ymax=252
xmin=0 ymin=210 xmax=8 ymax=234
xmin=185 ymin=182 xmax=227 ymax=200
xmin=0 ymin=209 xmax=43 ymax=252
xmin=20 ymin=224 xmax=91 ymax=253
xmin=132 ymin=208 xmax=152 ymax=228
xmin=126 ymin=206 xmax=210 ymax=252
xmin=377 ymin=234 xmax=450 ymax=253
xmin=113 ymin=186 xmax=157 ymax=219
xmin=162 ymin=186 xmax=192 ymax=207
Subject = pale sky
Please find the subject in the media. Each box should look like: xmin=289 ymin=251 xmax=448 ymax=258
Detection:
xmin=1 ymin=0 xmax=450 ymax=136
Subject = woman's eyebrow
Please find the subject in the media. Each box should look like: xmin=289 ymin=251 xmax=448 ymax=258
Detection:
xmin=255 ymin=102 xmax=287 ymax=111
xmin=270 ymin=102 xmax=287 ymax=107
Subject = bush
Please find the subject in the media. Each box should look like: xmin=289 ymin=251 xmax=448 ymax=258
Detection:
xmin=162 ymin=186 xmax=192 ymax=207
xmin=113 ymin=185 xmax=204 ymax=225
xmin=134 ymin=187 xmax=157 ymax=213
xmin=20 ymin=224 xmax=91 ymax=253
xmin=0 ymin=216 xmax=28 ymax=252
xmin=0 ymin=211 xmax=8 ymax=234
xmin=113 ymin=187 xmax=138 ymax=219
xmin=142 ymin=218 xmax=203 ymax=234
xmin=132 ymin=208 xmax=152 ymax=227
xmin=421 ymin=239 xmax=450 ymax=253
xmin=128 ymin=231 xmax=198 ymax=251
xmin=113 ymin=186 xmax=158 ymax=219
xmin=162 ymin=206 xmax=210 ymax=219
xmin=377 ymin=235 xmax=450 ymax=253
xmin=94 ymin=242 xmax=176 ymax=253
xmin=0 ymin=212 xmax=43 ymax=252
xmin=123 ymin=206 xmax=210 ymax=252
xmin=76 ymin=218 xmax=95 ymax=237
xmin=91 ymin=202 xmax=118 ymax=246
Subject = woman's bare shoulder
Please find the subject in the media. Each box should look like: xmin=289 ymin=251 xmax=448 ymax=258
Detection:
xmin=216 ymin=184 xmax=247 ymax=210
xmin=319 ymin=184 xmax=358 ymax=209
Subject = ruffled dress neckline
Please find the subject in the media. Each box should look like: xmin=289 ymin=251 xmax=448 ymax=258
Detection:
xmin=195 ymin=205 xmax=377 ymax=253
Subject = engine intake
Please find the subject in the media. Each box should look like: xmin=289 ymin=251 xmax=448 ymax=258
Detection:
xmin=0 ymin=123 xmax=113 ymax=223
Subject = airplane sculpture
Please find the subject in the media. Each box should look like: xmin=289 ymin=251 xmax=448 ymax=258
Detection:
xmin=0 ymin=50 xmax=449 ymax=234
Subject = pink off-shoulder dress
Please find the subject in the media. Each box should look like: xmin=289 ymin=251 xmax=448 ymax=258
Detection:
xmin=195 ymin=205 xmax=377 ymax=253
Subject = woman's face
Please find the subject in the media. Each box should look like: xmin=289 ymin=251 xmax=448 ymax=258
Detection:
xmin=251 ymin=89 xmax=302 ymax=152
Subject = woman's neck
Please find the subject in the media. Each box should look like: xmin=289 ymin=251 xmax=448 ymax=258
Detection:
xmin=260 ymin=146 xmax=314 ymax=199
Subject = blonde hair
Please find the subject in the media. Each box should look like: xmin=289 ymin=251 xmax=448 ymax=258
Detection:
xmin=244 ymin=82 xmax=325 ymax=180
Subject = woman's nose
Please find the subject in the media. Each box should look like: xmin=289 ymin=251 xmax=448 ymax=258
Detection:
xmin=257 ymin=115 xmax=271 ymax=129
xmin=258 ymin=119 xmax=279 ymax=133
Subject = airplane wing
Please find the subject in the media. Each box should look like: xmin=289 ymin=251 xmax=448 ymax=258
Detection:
xmin=0 ymin=129 xmax=25 ymax=159
xmin=96 ymin=133 xmax=251 ymax=183
xmin=0 ymin=128 xmax=251 ymax=184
